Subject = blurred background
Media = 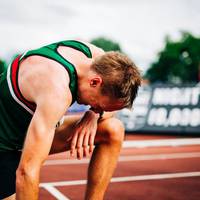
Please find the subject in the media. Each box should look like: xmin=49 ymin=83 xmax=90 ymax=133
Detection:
xmin=0 ymin=0 xmax=200 ymax=135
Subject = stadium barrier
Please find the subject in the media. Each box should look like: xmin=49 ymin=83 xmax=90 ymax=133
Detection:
xmin=117 ymin=83 xmax=200 ymax=135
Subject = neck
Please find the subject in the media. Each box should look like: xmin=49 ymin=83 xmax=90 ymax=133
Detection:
xmin=75 ymin=59 xmax=93 ymax=104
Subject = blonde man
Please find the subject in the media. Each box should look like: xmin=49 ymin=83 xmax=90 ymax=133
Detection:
xmin=0 ymin=40 xmax=141 ymax=200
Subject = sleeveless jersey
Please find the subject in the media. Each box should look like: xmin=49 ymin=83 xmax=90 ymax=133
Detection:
xmin=0 ymin=40 xmax=92 ymax=151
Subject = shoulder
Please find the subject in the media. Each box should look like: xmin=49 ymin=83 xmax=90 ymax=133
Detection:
xmin=19 ymin=56 xmax=72 ymax=106
xmin=76 ymin=40 xmax=105 ymax=58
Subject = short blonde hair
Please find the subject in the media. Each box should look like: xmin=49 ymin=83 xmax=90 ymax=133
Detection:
xmin=91 ymin=51 xmax=142 ymax=108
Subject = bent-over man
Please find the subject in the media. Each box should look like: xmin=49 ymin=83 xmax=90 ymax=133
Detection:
xmin=0 ymin=40 xmax=141 ymax=200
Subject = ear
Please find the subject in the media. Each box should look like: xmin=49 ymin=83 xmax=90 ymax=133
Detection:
xmin=90 ymin=76 xmax=102 ymax=87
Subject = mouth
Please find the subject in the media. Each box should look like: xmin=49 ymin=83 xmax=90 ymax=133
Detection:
xmin=76 ymin=98 xmax=87 ymax=105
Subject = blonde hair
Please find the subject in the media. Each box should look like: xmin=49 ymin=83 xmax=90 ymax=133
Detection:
xmin=91 ymin=51 xmax=142 ymax=108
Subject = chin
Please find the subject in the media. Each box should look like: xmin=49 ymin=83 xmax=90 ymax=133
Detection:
xmin=77 ymin=98 xmax=85 ymax=105
xmin=76 ymin=99 xmax=82 ymax=104
xmin=76 ymin=93 xmax=89 ymax=105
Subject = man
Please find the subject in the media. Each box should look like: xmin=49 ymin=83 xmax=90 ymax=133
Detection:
xmin=0 ymin=40 xmax=141 ymax=200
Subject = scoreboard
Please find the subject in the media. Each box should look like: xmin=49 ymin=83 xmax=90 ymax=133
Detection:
xmin=117 ymin=84 xmax=200 ymax=134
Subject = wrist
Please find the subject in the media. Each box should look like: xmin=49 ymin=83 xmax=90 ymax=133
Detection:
xmin=87 ymin=109 xmax=100 ymax=120
xmin=89 ymin=108 xmax=104 ymax=121
xmin=98 ymin=110 xmax=104 ymax=121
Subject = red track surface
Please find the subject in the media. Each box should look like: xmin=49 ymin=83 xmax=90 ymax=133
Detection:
xmin=39 ymin=134 xmax=200 ymax=200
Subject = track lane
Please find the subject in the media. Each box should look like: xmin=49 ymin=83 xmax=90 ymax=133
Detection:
xmin=39 ymin=136 xmax=200 ymax=200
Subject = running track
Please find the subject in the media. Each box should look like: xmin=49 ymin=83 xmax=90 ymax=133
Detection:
xmin=39 ymin=134 xmax=200 ymax=200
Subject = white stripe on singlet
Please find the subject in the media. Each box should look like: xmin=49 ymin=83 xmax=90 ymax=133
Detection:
xmin=6 ymin=61 xmax=34 ymax=115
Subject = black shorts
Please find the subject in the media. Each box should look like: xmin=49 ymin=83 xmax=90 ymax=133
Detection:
xmin=0 ymin=151 xmax=21 ymax=199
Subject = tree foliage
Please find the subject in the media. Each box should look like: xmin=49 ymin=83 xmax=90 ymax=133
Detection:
xmin=145 ymin=32 xmax=200 ymax=83
xmin=0 ymin=59 xmax=6 ymax=74
xmin=90 ymin=37 xmax=122 ymax=52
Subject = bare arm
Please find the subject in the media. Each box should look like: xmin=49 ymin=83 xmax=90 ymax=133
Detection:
xmin=16 ymin=62 xmax=71 ymax=200
xmin=70 ymin=108 xmax=116 ymax=159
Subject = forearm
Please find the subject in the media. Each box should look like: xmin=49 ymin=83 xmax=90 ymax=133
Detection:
xmin=16 ymin=168 xmax=40 ymax=200
xmin=15 ymin=118 xmax=55 ymax=199
xmin=87 ymin=109 xmax=100 ymax=120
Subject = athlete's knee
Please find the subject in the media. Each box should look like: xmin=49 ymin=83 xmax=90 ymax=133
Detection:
xmin=97 ymin=117 xmax=125 ymax=145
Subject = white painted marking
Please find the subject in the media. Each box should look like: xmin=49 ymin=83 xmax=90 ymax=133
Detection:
xmin=41 ymin=180 xmax=86 ymax=187
xmin=40 ymin=171 xmax=200 ymax=187
xmin=119 ymin=152 xmax=200 ymax=161
xmin=123 ymin=138 xmax=200 ymax=148
xmin=44 ymin=152 xmax=200 ymax=166
xmin=41 ymin=184 xmax=70 ymax=200
xmin=44 ymin=158 xmax=89 ymax=165
xmin=111 ymin=171 xmax=200 ymax=183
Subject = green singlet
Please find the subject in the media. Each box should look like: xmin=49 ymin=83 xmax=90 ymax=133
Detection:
xmin=0 ymin=40 xmax=92 ymax=152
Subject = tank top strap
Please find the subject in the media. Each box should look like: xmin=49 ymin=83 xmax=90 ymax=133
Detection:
xmin=18 ymin=40 xmax=92 ymax=104
xmin=47 ymin=40 xmax=92 ymax=58
xmin=21 ymin=40 xmax=92 ymax=62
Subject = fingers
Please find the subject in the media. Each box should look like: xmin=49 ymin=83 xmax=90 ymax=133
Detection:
xmin=71 ymin=132 xmax=95 ymax=159
xmin=76 ymin=132 xmax=85 ymax=159
xmin=89 ymin=131 xmax=95 ymax=153
xmin=70 ymin=125 xmax=97 ymax=159
xmin=70 ymin=133 xmax=78 ymax=157
xmin=83 ymin=133 xmax=90 ymax=157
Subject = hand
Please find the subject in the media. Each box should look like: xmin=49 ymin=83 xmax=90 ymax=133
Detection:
xmin=70 ymin=110 xmax=99 ymax=159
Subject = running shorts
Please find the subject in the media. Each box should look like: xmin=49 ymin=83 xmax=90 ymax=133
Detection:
xmin=0 ymin=151 xmax=21 ymax=199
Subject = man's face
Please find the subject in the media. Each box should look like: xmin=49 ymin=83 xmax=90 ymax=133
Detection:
xmin=78 ymin=88 xmax=124 ymax=113
xmin=90 ymin=94 xmax=124 ymax=113
xmin=76 ymin=76 xmax=124 ymax=113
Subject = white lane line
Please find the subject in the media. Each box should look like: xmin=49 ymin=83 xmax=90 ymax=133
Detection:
xmin=123 ymin=138 xmax=200 ymax=148
xmin=40 ymin=180 xmax=86 ymax=187
xmin=41 ymin=184 xmax=70 ymax=200
xmin=44 ymin=152 xmax=200 ymax=165
xmin=111 ymin=171 xmax=200 ymax=183
xmin=40 ymin=171 xmax=200 ymax=187
xmin=119 ymin=152 xmax=200 ymax=161
xmin=44 ymin=158 xmax=88 ymax=165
